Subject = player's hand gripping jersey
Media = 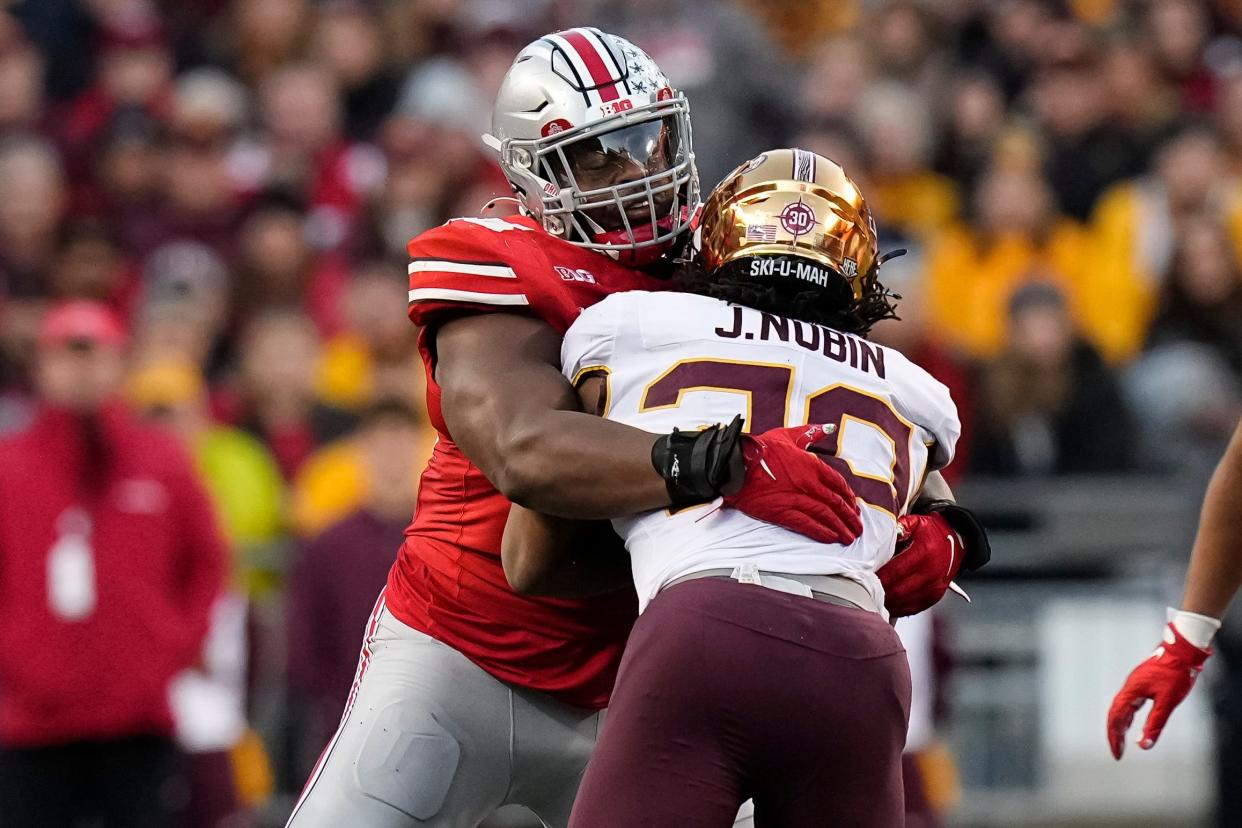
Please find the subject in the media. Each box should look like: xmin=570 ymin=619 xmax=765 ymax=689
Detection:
xmin=389 ymin=215 xmax=669 ymax=708
xmin=562 ymin=290 xmax=961 ymax=615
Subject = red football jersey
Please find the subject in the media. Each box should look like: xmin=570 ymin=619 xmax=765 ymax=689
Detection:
xmin=386 ymin=214 xmax=670 ymax=709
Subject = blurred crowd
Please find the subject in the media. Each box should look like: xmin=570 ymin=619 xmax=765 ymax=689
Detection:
xmin=1 ymin=0 xmax=1241 ymax=822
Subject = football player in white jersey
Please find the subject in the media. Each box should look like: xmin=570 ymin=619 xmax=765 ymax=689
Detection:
xmin=503 ymin=148 xmax=987 ymax=826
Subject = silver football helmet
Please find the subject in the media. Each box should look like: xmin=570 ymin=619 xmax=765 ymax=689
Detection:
xmin=483 ymin=28 xmax=698 ymax=265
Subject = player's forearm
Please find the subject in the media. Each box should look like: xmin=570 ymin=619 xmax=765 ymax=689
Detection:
xmin=498 ymin=411 xmax=671 ymax=517
xmin=436 ymin=312 xmax=677 ymax=518
xmin=449 ymin=379 xmax=676 ymax=517
xmin=1180 ymin=420 xmax=1242 ymax=620
xmin=502 ymin=506 xmax=634 ymax=596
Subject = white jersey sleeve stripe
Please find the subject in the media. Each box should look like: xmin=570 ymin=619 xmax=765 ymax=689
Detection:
xmin=407 ymin=288 xmax=529 ymax=306
xmin=408 ymin=260 xmax=517 ymax=279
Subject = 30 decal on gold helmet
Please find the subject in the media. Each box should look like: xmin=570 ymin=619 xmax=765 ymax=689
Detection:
xmin=699 ymin=148 xmax=882 ymax=302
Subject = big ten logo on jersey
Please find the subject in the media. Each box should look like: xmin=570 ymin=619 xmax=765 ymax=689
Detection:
xmin=555 ymin=266 xmax=597 ymax=284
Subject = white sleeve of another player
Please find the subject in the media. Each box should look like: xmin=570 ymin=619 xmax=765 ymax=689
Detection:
xmin=890 ymin=351 xmax=962 ymax=472
xmin=895 ymin=613 xmax=936 ymax=752
xmin=560 ymin=293 xmax=625 ymax=384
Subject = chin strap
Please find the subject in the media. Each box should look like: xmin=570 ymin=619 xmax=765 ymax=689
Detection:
xmin=589 ymin=206 xmax=691 ymax=268
xmin=878 ymin=248 xmax=908 ymax=266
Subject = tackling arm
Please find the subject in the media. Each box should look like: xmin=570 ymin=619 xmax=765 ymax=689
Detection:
xmin=435 ymin=312 xmax=675 ymax=518
xmin=877 ymin=469 xmax=991 ymax=617
xmin=449 ymin=319 xmax=864 ymax=594
xmin=912 ymin=470 xmax=990 ymax=573
xmin=500 ymin=371 xmax=637 ymax=596
xmin=502 ymin=507 xmax=634 ymax=596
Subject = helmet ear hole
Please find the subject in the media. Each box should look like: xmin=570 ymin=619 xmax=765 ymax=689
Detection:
xmin=511 ymin=147 xmax=533 ymax=169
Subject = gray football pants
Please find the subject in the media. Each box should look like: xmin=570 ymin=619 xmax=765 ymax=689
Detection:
xmin=286 ymin=596 xmax=603 ymax=828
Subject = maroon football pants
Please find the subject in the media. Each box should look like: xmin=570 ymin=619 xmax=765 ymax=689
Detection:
xmin=569 ymin=578 xmax=911 ymax=828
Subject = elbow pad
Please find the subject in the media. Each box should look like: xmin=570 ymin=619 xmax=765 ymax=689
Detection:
xmin=651 ymin=415 xmax=744 ymax=506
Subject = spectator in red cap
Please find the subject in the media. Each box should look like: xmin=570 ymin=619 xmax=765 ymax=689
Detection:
xmin=0 ymin=300 xmax=227 ymax=827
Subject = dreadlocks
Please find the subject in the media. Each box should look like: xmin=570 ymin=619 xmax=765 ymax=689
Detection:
xmin=674 ymin=254 xmax=900 ymax=337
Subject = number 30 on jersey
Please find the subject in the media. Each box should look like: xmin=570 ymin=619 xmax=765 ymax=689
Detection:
xmin=639 ymin=358 xmax=915 ymax=517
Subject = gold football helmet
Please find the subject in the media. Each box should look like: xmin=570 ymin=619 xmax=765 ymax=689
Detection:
xmin=699 ymin=148 xmax=880 ymax=301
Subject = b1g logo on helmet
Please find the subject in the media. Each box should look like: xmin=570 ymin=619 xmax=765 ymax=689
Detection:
xmin=778 ymin=201 xmax=818 ymax=236
xmin=599 ymin=99 xmax=634 ymax=117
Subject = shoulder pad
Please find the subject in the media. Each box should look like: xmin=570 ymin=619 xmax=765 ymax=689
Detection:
xmin=406 ymin=217 xmax=545 ymax=326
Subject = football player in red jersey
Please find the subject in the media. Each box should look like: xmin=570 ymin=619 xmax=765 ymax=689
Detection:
xmin=286 ymin=29 xmax=867 ymax=828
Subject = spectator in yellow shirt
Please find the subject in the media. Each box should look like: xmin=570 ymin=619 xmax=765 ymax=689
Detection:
xmin=924 ymin=163 xmax=1090 ymax=361
xmin=1087 ymin=125 xmax=1242 ymax=361
xmin=127 ymin=356 xmax=284 ymax=822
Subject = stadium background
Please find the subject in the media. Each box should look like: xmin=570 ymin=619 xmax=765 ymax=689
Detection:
xmin=0 ymin=0 xmax=1239 ymax=825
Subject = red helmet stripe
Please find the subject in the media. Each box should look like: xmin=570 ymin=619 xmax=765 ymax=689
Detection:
xmin=561 ymin=29 xmax=620 ymax=102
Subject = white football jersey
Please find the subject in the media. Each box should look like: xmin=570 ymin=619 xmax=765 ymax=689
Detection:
xmin=561 ymin=291 xmax=961 ymax=615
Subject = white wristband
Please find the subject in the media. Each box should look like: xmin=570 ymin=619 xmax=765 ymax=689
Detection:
xmin=1170 ymin=609 xmax=1222 ymax=649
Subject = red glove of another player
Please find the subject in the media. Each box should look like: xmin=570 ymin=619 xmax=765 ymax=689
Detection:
xmin=721 ymin=424 xmax=863 ymax=546
xmin=1106 ymin=623 xmax=1211 ymax=760
xmin=876 ymin=512 xmax=964 ymax=618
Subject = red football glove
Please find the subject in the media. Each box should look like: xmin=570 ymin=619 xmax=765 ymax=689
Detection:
xmin=876 ymin=512 xmax=964 ymax=617
xmin=721 ymin=424 xmax=863 ymax=546
xmin=1106 ymin=623 xmax=1210 ymax=759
